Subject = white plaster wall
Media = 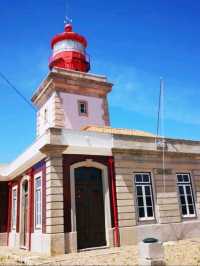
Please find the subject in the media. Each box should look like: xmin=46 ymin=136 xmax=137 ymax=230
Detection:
xmin=31 ymin=231 xmax=50 ymax=254
xmin=8 ymin=231 xmax=20 ymax=248
xmin=60 ymin=92 xmax=105 ymax=130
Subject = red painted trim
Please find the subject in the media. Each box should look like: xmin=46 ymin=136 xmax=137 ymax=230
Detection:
xmin=51 ymin=51 xmax=86 ymax=60
xmin=5 ymin=160 xmax=46 ymax=249
xmin=63 ymin=155 xmax=112 ymax=233
xmin=108 ymin=157 xmax=120 ymax=247
xmin=42 ymin=163 xmax=46 ymax=234
xmin=28 ymin=168 xmax=34 ymax=251
xmin=31 ymin=172 xmax=34 ymax=234
xmin=0 ymin=182 xmax=9 ymax=234
xmin=16 ymin=177 xmax=22 ymax=233
xmin=7 ymin=182 xmax=12 ymax=246
xmin=49 ymin=51 xmax=90 ymax=72
xmin=63 ymin=154 xmax=117 ymax=236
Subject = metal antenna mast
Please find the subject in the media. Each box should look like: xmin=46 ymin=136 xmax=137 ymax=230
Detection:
xmin=64 ymin=0 xmax=72 ymax=24
xmin=156 ymin=78 xmax=163 ymax=138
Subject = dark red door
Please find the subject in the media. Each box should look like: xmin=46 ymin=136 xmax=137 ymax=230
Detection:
xmin=75 ymin=167 xmax=106 ymax=249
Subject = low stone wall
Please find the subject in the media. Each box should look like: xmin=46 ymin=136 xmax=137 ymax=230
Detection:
xmin=0 ymin=233 xmax=7 ymax=246
xmin=119 ymin=220 xmax=200 ymax=245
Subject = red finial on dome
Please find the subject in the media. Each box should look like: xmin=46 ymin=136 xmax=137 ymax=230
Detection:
xmin=64 ymin=23 xmax=73 ymax=32
xmin=49 ymin=23 xmax=90 ymax=72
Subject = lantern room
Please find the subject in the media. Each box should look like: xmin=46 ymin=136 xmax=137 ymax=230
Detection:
xmin=49 ymin=23 xmax=90 ymax=72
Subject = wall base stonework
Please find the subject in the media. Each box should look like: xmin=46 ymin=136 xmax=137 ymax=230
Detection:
xmin=108 ymin=228 xmax=115 ymax=248
xmin=49 ymin=233 xmax=65 ymax=256
xmin=0 ymin=233 xmax=7 ymax=246
xmin=32 ymin=233 xmax=65 ymax=256
xmin=119 ymin=220 xmax=200 ymax=246
xmin=65 ymin=232 xmax=77 ymax=253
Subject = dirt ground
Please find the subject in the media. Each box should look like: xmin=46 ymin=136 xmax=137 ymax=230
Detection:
xmin=1 ymin=239 xmax=200 ymax=265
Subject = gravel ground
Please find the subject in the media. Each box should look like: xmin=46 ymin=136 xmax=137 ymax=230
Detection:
xmin=164 ymin=239 xmax=200 ymax=266
xmin=1 ymin=239 xmax=200 ymax=265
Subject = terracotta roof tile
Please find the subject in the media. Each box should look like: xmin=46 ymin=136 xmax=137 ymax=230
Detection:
xmin=0 ymin=164 xmax=7 ymax=170
xmin=81 ymin=126 xmax=155 ymax=137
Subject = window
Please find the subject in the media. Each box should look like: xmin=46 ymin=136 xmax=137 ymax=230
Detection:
xmin=134 ymin=173 xmax=154 ymax=220
xmin=12 ymin=188 xmax=17 ymax=229
xmin=177 ymin=173 xmax=196 ymax=218
xmin=35 ymin=177 xmax=42 ymax=228
xmin=44 ymin=108 xmax=48 ymax=123
xmin=78 ymin=100 xmax=88 ymax=116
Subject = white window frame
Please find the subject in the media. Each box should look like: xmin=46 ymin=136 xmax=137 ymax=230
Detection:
xmin=177 ymin=173 xmax=196 ymax=218
xmin=12 ymin=186 xmax=18 ymax=230
xmin=134 ymin=173 xmax=155 ymax=221
xmin=34 ymin=173 xmax=42 ymax=230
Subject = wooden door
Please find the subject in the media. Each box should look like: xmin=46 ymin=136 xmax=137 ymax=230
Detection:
xmin=75 ymin=167 xmax=106 ymax=250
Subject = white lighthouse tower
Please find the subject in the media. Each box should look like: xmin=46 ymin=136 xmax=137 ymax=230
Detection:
xmin=32 ymin=23 xmax=113 ymax=137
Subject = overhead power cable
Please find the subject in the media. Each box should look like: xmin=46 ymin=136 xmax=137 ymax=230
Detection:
xmin=0 ymin=71 xmax=36 ymax=112
xmin=0 ymin=71 xmax=52 ymax=130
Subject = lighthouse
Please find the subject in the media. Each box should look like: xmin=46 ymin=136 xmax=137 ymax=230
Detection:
xmin=32 ymin=22 xmax=113 ymax=137
xmin=49 ymin=23 xmax=90 ymax=72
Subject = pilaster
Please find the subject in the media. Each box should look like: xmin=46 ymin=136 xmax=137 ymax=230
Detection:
xmin=40 ymin=145 xmax=67 ymax=255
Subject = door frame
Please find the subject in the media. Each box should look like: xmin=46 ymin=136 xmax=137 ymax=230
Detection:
xmin=19 ymin=176 xmax=30 ymax=249
xmin=70 ymin=159 xmax=112 ymax=249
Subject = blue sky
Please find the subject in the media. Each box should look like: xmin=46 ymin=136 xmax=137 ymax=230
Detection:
xmin=0 ymin=0 xmax=200 ymax=163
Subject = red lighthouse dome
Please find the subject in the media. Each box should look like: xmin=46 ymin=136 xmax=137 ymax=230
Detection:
xmin=49 ymin=23 xmax=90 ymax=72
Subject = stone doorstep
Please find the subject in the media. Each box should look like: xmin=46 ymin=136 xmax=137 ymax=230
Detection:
xmin=138 ymin=258 xmax=166 ymax=266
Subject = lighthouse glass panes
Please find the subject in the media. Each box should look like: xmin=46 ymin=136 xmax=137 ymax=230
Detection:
xmin=134 ymin=173 xmax=154 ymax=220
xmin=177 ymin=173 xmax=196 ymax=217
xmin=53 ymin=40 xmax=85 ymax=55
xmin=35 ymin=177 xmax=42 ymax=228
xmin=12 ymin=188 xmax=17 ymax=229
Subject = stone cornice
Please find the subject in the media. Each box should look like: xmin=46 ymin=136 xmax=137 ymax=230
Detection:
xmin=112 ymin=148 xmax=200 ymax=159
xmin=40 ymin=144 xmax=68 ymax=156
xmin=31 ymin=68 xmax=113 ymax=107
